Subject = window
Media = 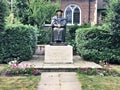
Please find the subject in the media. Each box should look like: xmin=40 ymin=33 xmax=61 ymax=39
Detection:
xmin=64 ymin=4 xmax=81 ymax=25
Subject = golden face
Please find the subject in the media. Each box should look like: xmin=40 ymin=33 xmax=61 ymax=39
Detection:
xmin=57 ymin=11 xmax=62 ymax=17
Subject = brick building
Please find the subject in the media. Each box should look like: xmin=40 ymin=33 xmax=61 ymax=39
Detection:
xmin=51 ymin=0 xmax=105 ymax=25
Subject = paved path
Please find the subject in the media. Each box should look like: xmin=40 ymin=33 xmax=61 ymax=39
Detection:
xmin=37 ymin=72 xmax=81 ymax=90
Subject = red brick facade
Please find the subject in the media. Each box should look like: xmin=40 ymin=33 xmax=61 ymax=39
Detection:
xmin=58 ymin=0 xmax=97 ymax=25
xmin=51 ymin=0 xmax=105 ymax=25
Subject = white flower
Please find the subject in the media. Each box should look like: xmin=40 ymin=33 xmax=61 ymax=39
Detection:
xmin=8 ymin=60 xmax=17 ymax=65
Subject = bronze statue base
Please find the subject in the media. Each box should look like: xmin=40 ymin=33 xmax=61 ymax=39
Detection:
xmin=50 ymin=41 xmax=67 ymax=46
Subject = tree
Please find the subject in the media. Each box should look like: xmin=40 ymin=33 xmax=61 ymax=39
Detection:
xmin=14 ymin=0 xmax=59 ymax=28
xmin=0 ymin=0 xmax=7 ymax=32
xmin=29 ymin=0 xmax=59 ymax=28
xmin=103 ymin=0 xmax=110 ymax=8
xmin=106 ymin=0 xmax=120 ymax=46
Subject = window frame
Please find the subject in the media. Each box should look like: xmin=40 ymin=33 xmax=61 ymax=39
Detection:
xmin=64 ymin=4 xmax=81 ymax=25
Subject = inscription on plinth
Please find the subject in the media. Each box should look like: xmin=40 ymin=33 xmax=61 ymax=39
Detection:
xmin=45 ymin=45 xmax=73 ymax=64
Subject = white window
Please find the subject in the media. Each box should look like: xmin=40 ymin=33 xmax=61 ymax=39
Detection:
xmin=64 ymin=4 xmax=81 ymax=25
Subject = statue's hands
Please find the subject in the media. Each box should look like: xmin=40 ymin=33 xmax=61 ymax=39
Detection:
xmin=57 ymin=24 xmax=61 ymax=28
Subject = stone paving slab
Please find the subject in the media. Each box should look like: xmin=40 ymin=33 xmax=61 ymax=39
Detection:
xmin=37 ymin=72 xmax=81 ymax=90
xmin=20 ymin=55 xmax=102 ymax=69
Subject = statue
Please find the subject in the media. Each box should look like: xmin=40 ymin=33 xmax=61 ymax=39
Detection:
xmin=51 ymin=9 xmax=67 ymax=45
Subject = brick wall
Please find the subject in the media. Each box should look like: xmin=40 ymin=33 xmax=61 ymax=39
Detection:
xmin=59 ymin=0 xmax=97 ymax=25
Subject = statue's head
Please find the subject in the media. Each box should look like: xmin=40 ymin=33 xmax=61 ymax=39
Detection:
xmin=56 ymin=9 xmax=63 ymax=17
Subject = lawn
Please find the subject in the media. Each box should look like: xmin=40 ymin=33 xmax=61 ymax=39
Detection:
xmin=0 ymin=64 xmax=40 ymax=90
xmin=0 ymin=64 xmax=8 ymax=71
xmin=78 ymin=65 xmax=120 ymax=90
xmin=78 ymin=74 xmax=120 ymax=90
xmin=111 ymin=65 xmax=120 ymax=72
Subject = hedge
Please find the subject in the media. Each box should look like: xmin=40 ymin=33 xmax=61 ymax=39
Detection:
xmin=0 ymin=24 xmax=37 ymax=63
xmin=76 ymin=26 xmax=120 ymax=64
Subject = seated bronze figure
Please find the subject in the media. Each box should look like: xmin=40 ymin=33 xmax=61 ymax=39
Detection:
xmin=51 ymin=9 xmax=67 ymax=45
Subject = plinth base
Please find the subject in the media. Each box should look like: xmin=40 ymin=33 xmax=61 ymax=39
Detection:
xmin=45 ymin=45 xmax=73 ymax=64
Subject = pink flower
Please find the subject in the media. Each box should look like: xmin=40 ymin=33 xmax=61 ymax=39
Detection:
xmin=11 ymin=64 xmax=18 ymax=69
xmin=32 ymin=69 xmax=39 ymax=75
xmin=81 ymin=68 xmax=88 ymax=71
xmin=108 ymin=66 xmax=112 ymax=70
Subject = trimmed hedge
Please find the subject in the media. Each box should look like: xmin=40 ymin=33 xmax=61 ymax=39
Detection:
xmin=0 ymin=24 xmax=37 ymax=63
xmin=76 ymin=26 xmax=120 ymax=64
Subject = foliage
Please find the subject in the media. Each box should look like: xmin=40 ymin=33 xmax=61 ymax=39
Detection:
xmin=0 ymin=24 xmax=37 ymax=63
xmin=67 ymin=24 xmax=81 ymax=39
xmin=76 ymin=26 xmax=120 ymax=64
xmin=5 ymin=13 xmax=21 ymax=24
xmin=0 ymin=58 xmax=40 ymax=76
xmin=0 ymin=0 xmax=7 ymax=32
xmin=80 ymin=23 xmax=91 ymax=28
xmin=106 ymin=0 xmax=120 ymax=47
xmin=76 ymin=0 xmax=120 ymax=64
xmin=66 ymin=23 xmax=91 ymax=54
xmin=13 ymin=0 xmax=59 ymax=44
xmin=2 ymin=59 xmax=40 ymax=76
xmin=78 ymin=60 xmax=120 ymax=76
xmin=66 ymin=24 xmax=80 ymax=54
xmin=14 ymin=0 xmax=59 ymax=28
xmin=103 ymin=0 xmax=110 ymax=8
xmin=37 ymin=28 xmax=51 ymax=44
xmin=13 ymin=0 xmax=30 ymax=24
xmin=78 ymin=68 xmax=120 ymax=76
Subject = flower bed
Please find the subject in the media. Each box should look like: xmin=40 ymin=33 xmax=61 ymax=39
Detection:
xmin=0 ymin=59 xmax=41 ymax=76
xmin=78 ymin=61 xmax=120 ymax=77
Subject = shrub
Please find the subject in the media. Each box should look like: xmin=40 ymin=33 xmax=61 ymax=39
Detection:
xmin=37 ymin=28 xmax=51 ymax=44
xmin=0 ymin=24 xmax=37 ymax=63
xmin=66 ymin=23 xmax=91 ymax=54
xmin=76 ymin=26 xmax=120 ymax=64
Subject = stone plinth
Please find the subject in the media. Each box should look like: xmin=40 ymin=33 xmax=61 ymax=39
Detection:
xmin=45 ymin=45 xmax=73 ymax=64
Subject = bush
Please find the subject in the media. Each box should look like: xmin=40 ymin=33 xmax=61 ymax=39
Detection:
xmin=76 ymin=26 xmax=120 ymax=64
xmin=66 ymin=23 xmax=91 ymax=54
xmin=37 ymin=28 xmax=51 ymax=44
xmin=0 ymin=24 xmax=37 ymax=63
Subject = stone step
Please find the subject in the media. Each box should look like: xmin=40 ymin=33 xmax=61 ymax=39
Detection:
xmin=20 ymin=55 xmax=102 ymax=72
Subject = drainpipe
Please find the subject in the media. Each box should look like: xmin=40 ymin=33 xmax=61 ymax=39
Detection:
xmin=88 ymin=0 xmax=91 ymax=23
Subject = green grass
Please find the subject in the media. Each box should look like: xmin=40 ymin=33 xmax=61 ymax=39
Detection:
xmin=0 ymin=76 xmax=40 ymax=90
xmin=111 ymin=65 xmax=120 ymax=72
xmin=0 ymin=64 xmax=8 ymax=71
xmin=0 ymin=64 xmax=40 ymax=90
xmin=78 ymin=74 xmax=120 ymax=90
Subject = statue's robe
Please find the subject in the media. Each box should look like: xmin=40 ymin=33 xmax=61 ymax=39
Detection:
xmin=51 ymin=16 xmax=67 ymax=42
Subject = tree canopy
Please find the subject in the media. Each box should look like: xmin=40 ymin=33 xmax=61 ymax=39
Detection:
xmin=13 ymin=0 xmax=59 ymax=28
xmin=106 ymin=0 xmax=120 ymax=46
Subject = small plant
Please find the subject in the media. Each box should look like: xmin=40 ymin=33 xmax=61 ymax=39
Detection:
xmin=1 ymin=58 xmax=41 ymax=76
xmin=77 ymin=61 xmax=120 ymax=77
xmin=78 ymin=68 xmax=98 ymax=76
